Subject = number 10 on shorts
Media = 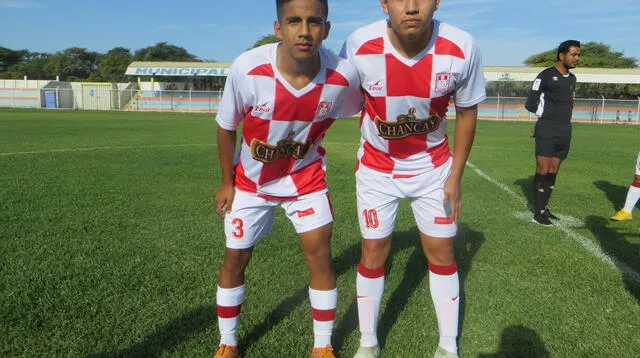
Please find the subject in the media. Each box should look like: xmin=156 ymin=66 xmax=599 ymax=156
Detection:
xmin=362 ymin=209 xmax=379 ymax=229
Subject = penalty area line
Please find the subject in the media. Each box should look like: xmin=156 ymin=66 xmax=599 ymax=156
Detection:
xmin=466 ymin=161 xmax=640 ymax=283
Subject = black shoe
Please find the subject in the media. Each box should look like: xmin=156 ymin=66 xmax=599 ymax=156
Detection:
xmin=533 ymin=213 xmax=553 ymax=226
xmin=544 ymin=208 xmax=560 ymax=221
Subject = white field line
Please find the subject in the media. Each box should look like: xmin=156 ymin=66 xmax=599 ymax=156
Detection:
xmin=0 ymin=141 xmax=360 ymax=157
xmin=466 ymin=161 xmax=640 ymax=283
xmin=0 ymin=144 xmax=216 ymax=156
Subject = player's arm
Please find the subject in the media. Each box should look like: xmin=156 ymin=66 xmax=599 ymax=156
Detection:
xmin=525 ymin=74 xmax=543 ymax=114
xmin=445 ymin=105 xmax=478 ymax=222
xmin=213 ymin=61 xmax=245 ymax=218
xmin=215 ymin=127 xmax=237 ymax=218
xmin=445 ymin=38 xmax=484 ymax=222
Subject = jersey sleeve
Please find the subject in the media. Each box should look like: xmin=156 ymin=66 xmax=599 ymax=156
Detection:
xmin=454 ymin=39 xmax=486 ymax=108
xmin=215 ymin=61 xmax=247 ymax=131
xmin=525 ymin=72 xmax=544 ymax=114
xmin=335 ymin=39 xmax=364 ymax=118
xmin=338 ymin=67 xmax=364 ymax=118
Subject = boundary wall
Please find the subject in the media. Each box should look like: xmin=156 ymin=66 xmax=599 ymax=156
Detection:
xmin=1 ymin=79 xmax=638 ymax=124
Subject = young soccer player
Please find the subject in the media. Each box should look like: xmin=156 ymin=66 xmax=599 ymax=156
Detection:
xmin=610 ymin=152 xmax=640 ymax=221
xmin=212 ymin=1 xmax=362 ymax=357
xmin=340 ymin=1 xmax=486 ymax=357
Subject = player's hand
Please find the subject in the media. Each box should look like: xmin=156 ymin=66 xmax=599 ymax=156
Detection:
xmin=443 ymin=175 xmax=462 ymax=223
xmin=214 ymin=183 xmax=235 ymax=219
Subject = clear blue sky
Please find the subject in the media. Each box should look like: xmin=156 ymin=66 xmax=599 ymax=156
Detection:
xmin=1 ymin=0 xmax=639 ymax=66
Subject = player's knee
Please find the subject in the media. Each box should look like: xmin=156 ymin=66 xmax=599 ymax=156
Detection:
xmin=361 ymin=238 xmax=391 ymax=267
xmin=222 ymin=248 xmax=251 ymax=271
xmin=304 ymin=244 xmax=332 ymax=264
xmin=424 ymin=243 xmax=454 ymax=266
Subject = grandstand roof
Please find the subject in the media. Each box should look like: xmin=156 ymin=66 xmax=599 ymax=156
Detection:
xmin=484 ymin=66 xmax=640 ymax=84
xmin=125 ymin=61 xmax=640 ymax=84
xmin=125 ymin=61 xmax=232 ymax=77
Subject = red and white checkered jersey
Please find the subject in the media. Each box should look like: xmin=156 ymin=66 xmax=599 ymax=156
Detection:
xmin=341 ymin=19 xmax=486 ymax=177
xmin=216 ymin=43 xmax=363 ymax=199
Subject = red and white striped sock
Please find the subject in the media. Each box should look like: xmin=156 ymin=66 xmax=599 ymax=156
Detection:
xmin=429 ymin=263 xmax=460 ymax=354
xmin=216 ymin=285 xmax=246 ymax=347
xmin=623 ymin=182 xmax=640 ymax=213
xmin=356 ymin=262 xmax=385 ymax=348
xmin=309 ymin=287 xmax=337 ymax=348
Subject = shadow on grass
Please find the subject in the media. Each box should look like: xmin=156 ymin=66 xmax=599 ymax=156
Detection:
xmin=514 ymin=176 xmax=534 ymax=212
xmin=239 ymin=241 xmax=363 ymax=354
xmin=585 ymin=215 xmax=640 ymax=303
xmin=90 ymin=224 xmax=485 ymax=357
xmin=593 ymin=180 xmax=638 ymax=212
xmin=478 ymin=325 xmax=549 ymax=358
xmin=332 ymin=223 xmax=486 ymax=353
xmin=89 ymin=305 xmax=216 ymax=357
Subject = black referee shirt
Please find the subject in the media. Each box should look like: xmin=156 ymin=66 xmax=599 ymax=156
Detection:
xmin=525 ymin=66 xmax=576 ymax=124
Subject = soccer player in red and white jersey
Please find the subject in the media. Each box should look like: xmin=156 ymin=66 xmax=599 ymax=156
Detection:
xmin=212 ymin=1 xmax=362 ymax=357
xmin=610 ymin=152 xmax=640 ymax=221
xmin=341 ymin=1 xmax=486 ymax=358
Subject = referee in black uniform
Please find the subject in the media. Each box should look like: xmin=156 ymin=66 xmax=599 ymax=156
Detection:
xmin=525 ymin=40 xmax=581 ymax=226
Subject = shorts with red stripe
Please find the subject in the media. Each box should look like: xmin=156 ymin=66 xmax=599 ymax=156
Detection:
xmin=224 ymin=189 xmax=334 ymax=249
xmin=356 ymin=158 xmax=456 ymax=239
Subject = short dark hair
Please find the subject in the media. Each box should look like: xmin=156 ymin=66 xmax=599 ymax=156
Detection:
xmin=557 ymin=40 xmax=580 ymax=60
xmin=276 ymin=0 xmax=329 ymax=20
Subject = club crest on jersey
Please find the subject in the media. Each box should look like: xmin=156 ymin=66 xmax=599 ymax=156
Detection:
xmin=315 ymin=101 xmax=333 ymax=119
xmin=435 ymin=72 xmax=451 ymax=93
xmin=250 ymin=131 xmax=313 ymax=163
xmin=374 ymin=108 xmax=441 ymax=140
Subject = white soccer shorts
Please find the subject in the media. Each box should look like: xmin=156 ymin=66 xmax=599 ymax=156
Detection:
xmin=635 ymin=152 xmax=640 ymax=176
xmin=355 ymin=159 xmax=457 ymax=240
xmin=224 ymin=189 xmax=334 ymax=249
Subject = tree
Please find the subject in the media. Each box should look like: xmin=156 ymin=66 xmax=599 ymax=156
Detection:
xmin=100 ymin=47 xmax=133 ymax=83
xmin=133 ymin=42 xmax=199 ymax=62
xmin=524 ymin=42 xmax=638 ymax=68
xmin=249 ymin=35 xmax=280 ymax=50
xmin=45 ymin=47 xmax=101 ymax=81
xmin=6 ymin=52 xmax=52 ymax=80
xmin=0 ymin=46 xmax=28 ymax=73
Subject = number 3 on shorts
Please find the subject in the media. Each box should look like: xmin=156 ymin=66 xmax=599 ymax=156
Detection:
xmin=231 ymin=218 xmax=244 ymax=238
xmin=362 ymin=209 xmax=379 ymax=229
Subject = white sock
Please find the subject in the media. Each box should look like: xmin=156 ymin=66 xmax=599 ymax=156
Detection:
xmin=623 ymin=184 xmax=640 ymax=213
xmin=309 ymin=287 xmax=337 ymax=348
xmin=429 ymin=263 xmax=460 ymax=354
xmin=216 ymin=285 xmax=246 ymax=346
xmin=356 ymin=262 xmax=385 ymax=348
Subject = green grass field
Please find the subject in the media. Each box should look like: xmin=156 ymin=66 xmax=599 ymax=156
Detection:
xmin=1 ymin=109 xmax=638 ymax=357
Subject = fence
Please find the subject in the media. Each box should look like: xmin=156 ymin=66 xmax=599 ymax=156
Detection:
xmin=0 ymin=88 xmax=224 ymax=113
xmin=473 ymin=96 xmax=640 ymax=124
xmin=1 ymin=88 xmax=639 ymax=124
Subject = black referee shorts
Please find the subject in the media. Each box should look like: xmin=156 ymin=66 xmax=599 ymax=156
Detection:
xmin=535 ymin=135 xmax=571 ymax=159
xmin=534 ymin=120 xmax=572 ymax=159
